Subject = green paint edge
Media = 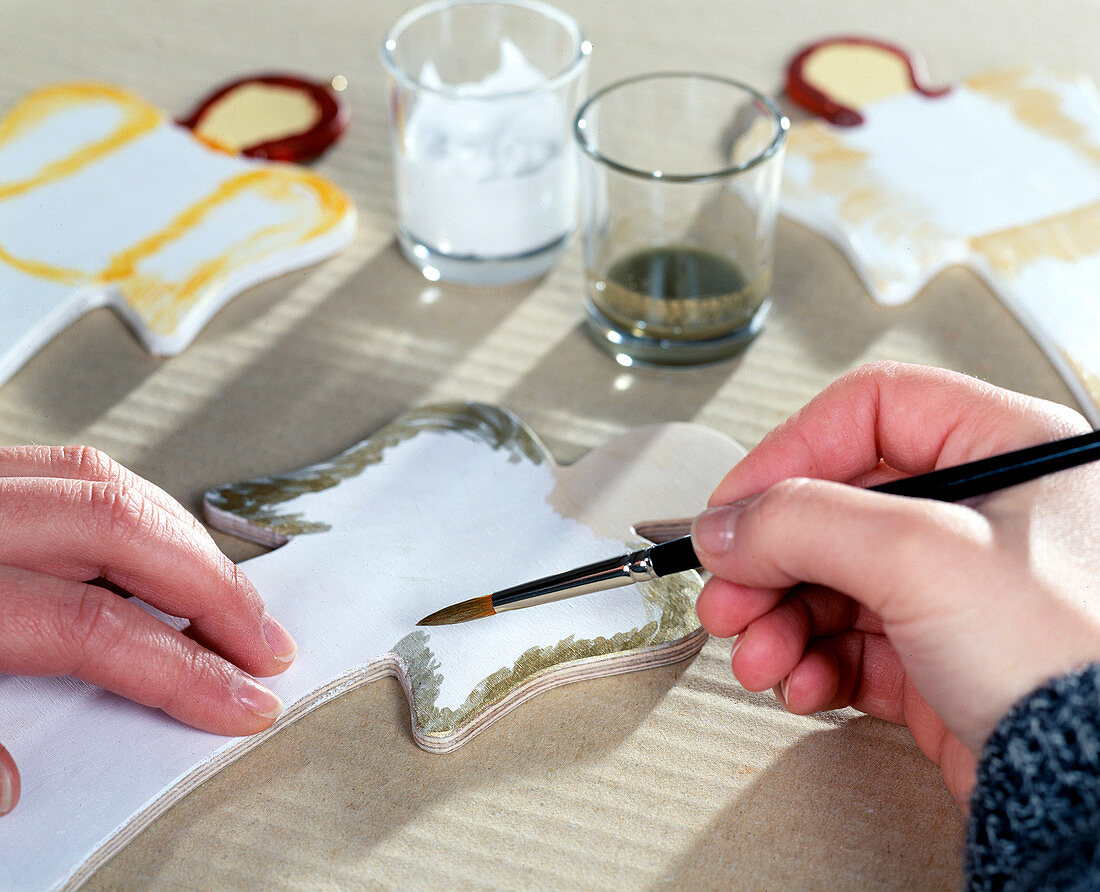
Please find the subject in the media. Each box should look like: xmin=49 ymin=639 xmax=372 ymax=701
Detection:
xmin=205 ymin=402 xmax=545 ymax=538
xmin=394 ymin=570 xmax=702 ymax=738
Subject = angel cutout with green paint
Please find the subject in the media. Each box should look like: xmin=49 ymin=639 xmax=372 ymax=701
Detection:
xmin=0 ymin=404 xmax=743 ymax=890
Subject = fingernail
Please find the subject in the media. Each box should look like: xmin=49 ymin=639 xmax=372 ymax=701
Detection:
xmin=232 ymin=673 xmax=283 ymax=720
xmin=692 ymin=504 xmax=744 ymax=555
xmin=779 ymin=675 xmax=792 ymax=709
xmin=0 ymin=767 xmax=13 ymax=816
xmin=729 ymin=634 xmax=743 ymax=662
xmin=261 ymin=612 xmax=297 ymax=663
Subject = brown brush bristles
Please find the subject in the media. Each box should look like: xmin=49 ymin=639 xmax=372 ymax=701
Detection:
xmin=416 ymin=595 xmax=496 ymax=626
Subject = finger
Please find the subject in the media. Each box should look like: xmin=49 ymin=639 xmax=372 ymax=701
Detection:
xmin=696 ymin=569 xmax=881 ymax=644
xmin=775 ymin=639 xmax=840 ymax=714
xmin=774 ymin=630 xmax=978 ymax=807
xmin=831 ymin=630 xmax=909 ymax=723
xmin=0 ymin=743 xmax=18 ymax=817
xmin=895 ymin=680 xmax=977 ymax=809
xmin=0 ymin=566 xmax=283 ymax=736
xmin=731 ymin=583 xmax=881 ymax=693
xmin=695 ymin=576 xmax=786 ymax=638
xmin=767 ymin=628 xmax=907 ymax=722
xmin=786 ymin=645 xmax=977 ymax=808
xmin=730 ymin=593 xmax=813 ymax=692
xmin=708 ymin=361 xmax=1089 ymax=505
xmin=0 ymin=445 xmax=203 ymax=535
xmin=797 ymin=585 xmax=884 ymax=636
xmin=0 ymin=477 xmax=295 ymax=677
xmin=931 ymin=731 xmax=978 ymax=811
xmin=692 ymin=478 xmax=987 ymax=623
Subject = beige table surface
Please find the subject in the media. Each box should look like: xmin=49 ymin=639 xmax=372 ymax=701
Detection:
xmin=3 ymin=1 xmax=1097 ymax=889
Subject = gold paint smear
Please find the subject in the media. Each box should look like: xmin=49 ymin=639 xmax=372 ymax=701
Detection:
xmin=788 ymin=124 xmax=933 ymax=237
xmin=0 ymin=83 xmax=161 ymax=202
xmin=0 ymin=85 xmax=349 ymax=333
xmin=0 ymin=242 xmax=86 ymax=284
xmin=206 ymin=403 xmax=547 ymax=538
xmin=970 ymin=199 xmax=1100 ymax=277
xmin=788 ymin=121 xmax=951 ymax=275
xmin=102 ymin=168 xmax=350 ymax=335
xmin=102 ymin=169 xmax=346 ymax=282
xmin=967 ymin=69 xmax=1100 ymax=168
xmin=786 ymin=123 xmax=869 ymax=191
xmin=395 ymin=571 xmax=702 ymax=737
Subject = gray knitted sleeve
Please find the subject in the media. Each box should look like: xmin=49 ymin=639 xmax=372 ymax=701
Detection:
xmin=966 ymin=663 xmax=1100 ymax=891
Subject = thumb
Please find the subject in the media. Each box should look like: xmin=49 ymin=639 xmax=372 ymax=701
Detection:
xmin=691 ymin=477 xmax=987 ymax=625
xmin=0 ymin=742 xmax=19 ymax=816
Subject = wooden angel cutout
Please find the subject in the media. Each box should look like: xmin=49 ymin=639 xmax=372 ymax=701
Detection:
xmin=781 ymin=38 xmax=1100 ymax=423
xmin=0 ymin=82 xmax=355 ymax=385
xmin=0 ymin=404 xmax=743 ymax=890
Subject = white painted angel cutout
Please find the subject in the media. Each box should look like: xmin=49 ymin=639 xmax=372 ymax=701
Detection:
xmin=0 ymin=403 xmax=743 ymax=890
xmin=0 ymin=82 xmax=356 ymax=385
xmin=781 ymin=37 xmax=1100 ymax=423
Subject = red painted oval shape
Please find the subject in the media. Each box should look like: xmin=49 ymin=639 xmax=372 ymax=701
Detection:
xmin=179 ymin=73 xmax=349 ymax=162
xmin=786 ymin=36 xmax=949 ymax=126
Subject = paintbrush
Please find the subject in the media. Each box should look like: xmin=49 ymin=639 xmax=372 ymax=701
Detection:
xmin=417 ymin=427 xmax=1100 ymax=626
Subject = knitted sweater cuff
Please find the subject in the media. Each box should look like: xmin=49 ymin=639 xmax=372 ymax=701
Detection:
xmin=966 ymin=663 xmax=1100 ymax=891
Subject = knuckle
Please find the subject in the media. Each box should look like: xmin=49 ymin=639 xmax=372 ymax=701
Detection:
xmin=229 ymin=562 xmax=255 ymax=599
xmin=839 ymin=360 xmax=905 ymax=393
xmin=758 ymin=477 xmax=815 ymax=521
xmin=1027 ymin=402 xmax=1091 ymax=439
xmin=150 ymin=646 xmax=213 ymax=714
xmin=62 ymin=585 xmax=127 ymax=670
xmin=221 ymin=560 xmax=262 ymax=614
xmin=850 ymin=359 xmax=900 ymax=380
xmin=61 ymin=445 xmax=121 ymax=484
xmin=86 ymin=480 xmax=158 ymax=541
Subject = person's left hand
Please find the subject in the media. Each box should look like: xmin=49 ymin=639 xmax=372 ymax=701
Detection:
xmin=0 ymin=445 xmax=298 ymax=816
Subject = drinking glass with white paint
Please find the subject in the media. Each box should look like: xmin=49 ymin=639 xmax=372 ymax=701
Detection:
xmin=381 ymin=0 xmax=591 ymax=285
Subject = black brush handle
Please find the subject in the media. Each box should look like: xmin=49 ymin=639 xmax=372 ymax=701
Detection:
xmin=648 ymin=428 xmax=1100 ymax=578
xmin=868 ymin=428 xmax=1100 ymax=502
xmin=649 ymin=535 xmax=701 ymax=576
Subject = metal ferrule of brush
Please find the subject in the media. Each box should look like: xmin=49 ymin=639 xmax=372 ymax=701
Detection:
xmin=492 ymin=549 xmax=657 ymax=613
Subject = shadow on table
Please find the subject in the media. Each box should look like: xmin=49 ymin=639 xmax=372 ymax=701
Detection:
xmin=771 ymin=218 xmax=1080 ymax=409
xmin=88 ymin=657 xmax=698 ymax=889
xmin=659 ymin=715 xmax=967 ymax=890
xmin=88 ymin=658 xmax=967 ymax=891
xmin=501 ymin=320 xmax=745 ymax=465
xmin=0 ymin=306 xmax=164 ymax=441
xmin=116 ymin=241 xmax=546 ymax=532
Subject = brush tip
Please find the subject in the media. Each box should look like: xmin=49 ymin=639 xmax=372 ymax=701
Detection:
xmin=416 ymin=595 xmax=496 ymax=626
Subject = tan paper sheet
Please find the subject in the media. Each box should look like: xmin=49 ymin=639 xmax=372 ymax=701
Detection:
xmin=1 ymin=1 xmax=1095 ymax=888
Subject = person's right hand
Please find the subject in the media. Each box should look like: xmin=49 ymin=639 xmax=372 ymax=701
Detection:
xmin=691 ymin=362 xmax=1100 ymax=807
xmin=0 ymin=446 xmax=297 ymax=816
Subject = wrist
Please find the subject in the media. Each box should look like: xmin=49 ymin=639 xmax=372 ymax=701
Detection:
xmin=966 ymin=663 xmax=1100 ymax=889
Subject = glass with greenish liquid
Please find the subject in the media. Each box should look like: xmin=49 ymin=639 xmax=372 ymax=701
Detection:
xmin=574 ymin=73 xmax=787 ymax=365
xmin=589 ymin=244 xmax=769 ymax=346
